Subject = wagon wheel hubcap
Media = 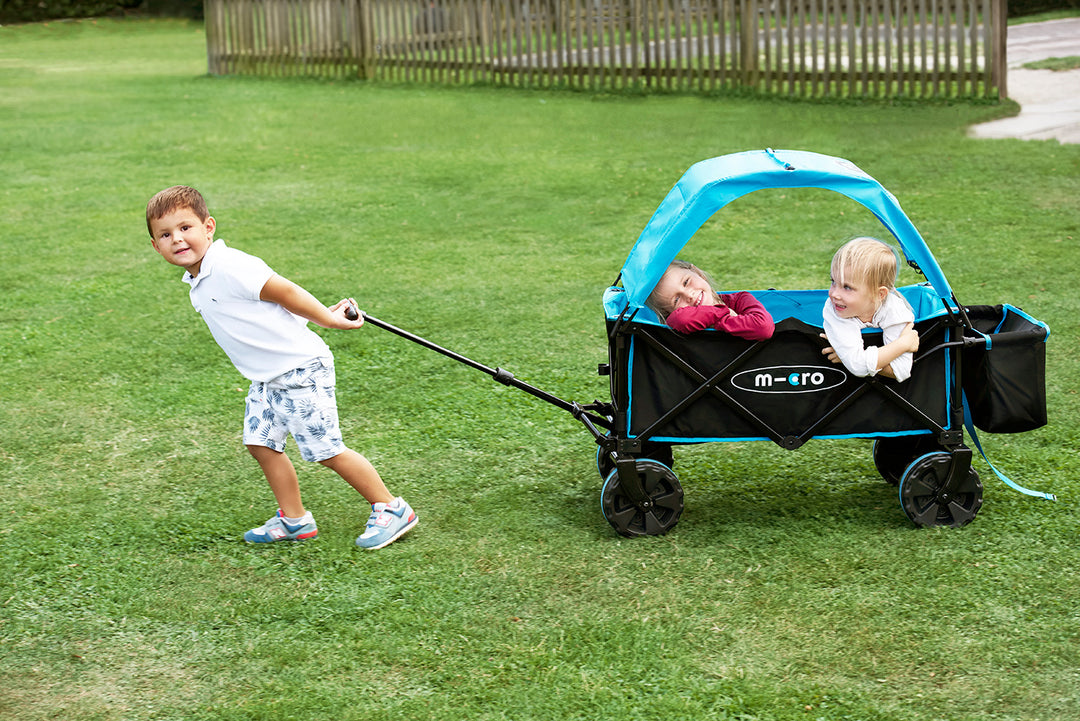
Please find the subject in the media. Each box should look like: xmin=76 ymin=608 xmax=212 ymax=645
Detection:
xmin=899 ymin=452 xmax=983 ymax=528
xmin=601 ymin=460 xmax=683 ymax=537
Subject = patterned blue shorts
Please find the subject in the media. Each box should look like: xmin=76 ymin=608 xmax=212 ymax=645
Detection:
xmin=243 ymin=358 xmax=346 ymax=462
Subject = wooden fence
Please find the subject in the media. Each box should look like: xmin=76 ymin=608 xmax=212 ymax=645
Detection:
xmin=204 ymin=0 xmax=1007 ymax=98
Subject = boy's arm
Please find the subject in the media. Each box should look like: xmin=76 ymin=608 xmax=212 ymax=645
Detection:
xmin=259 ymin=274 xmax=365 ymax=330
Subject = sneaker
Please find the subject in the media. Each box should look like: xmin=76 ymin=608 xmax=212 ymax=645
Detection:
xmin=355 ymin=497 xmax=417 ymax=550
xmin=244 ymin=510 xmax=318 ymax=543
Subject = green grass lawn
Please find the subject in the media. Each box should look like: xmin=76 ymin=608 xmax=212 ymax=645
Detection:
xmin=1022 ymin=56 xmax=1080 ymax=72
xmin=2 ymin=17 xmax=1079 ymax=721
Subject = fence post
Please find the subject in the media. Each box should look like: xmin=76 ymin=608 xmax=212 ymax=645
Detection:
xmin=357 ymin=0 xmax=373 ymax=78
xmin=992 ymin=0 xmax=1007 ymax=99
xmin=631 ymin=0 xmax=642 ymax=89
xmin=204 ymin=0 xmax=221 ymax=74
xmin=740 ymin=0 xmax=759 ymax=89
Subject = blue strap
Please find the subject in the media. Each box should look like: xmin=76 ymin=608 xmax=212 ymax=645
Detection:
xmin=962 ymin=394 xmax=1057 ymax=501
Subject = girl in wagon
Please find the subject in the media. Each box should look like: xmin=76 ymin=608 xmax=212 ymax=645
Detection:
xmin=821 ymin=236 xmax=920 ymax=381
xmin=647 ymin=260 xmax=774 ymax=341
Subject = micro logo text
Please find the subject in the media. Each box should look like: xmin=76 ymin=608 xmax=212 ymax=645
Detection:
xmin=731 ymin=365 xmax=848 ymax=394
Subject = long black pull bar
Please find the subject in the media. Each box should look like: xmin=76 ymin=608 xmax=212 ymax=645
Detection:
xmin=361 ymin=312 xmax=613 ymax=433
xmin=362 ymin=312 xmax=499 ymax=378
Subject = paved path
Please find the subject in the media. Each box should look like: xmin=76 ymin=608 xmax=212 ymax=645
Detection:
xmin=969 ymin=18 xmax=1080 ymax=144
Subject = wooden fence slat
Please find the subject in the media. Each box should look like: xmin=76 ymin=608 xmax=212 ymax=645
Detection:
xmin=859 ymin=0 xmax=868 ymax=96
xmin=393 ymin=0 xmax=403 ymax=82
xmin=377 ymin=0 xmax=388 ymax=81
xmin=461 ymin=0 xmax=467 ymax=83
xmin=407 ymin=0 xmax=418 ymax=81
xmin=380 ymin=0 xmax=391 ymax=79
xmin=448 ymin=0 xmax=457 ymax=84
xmin=435 ymin=0 xmax=446 ymax=83
xmin=702 ymin=0 xmax=710 ymax=91
xmin=942 ymin=0 xmax=951 ymax=96
xmin=373 ymin=0 xmax=383 ymax=80
xmin=773 ymin=0 xmax=783 ymax=94
xmin=221 ymin=0 xmax=233 ymax=75
xmin=675 ymin=0 xmax=685 ymax=89
xmin=761 ymin=0 xmax=772 ymax=93
xmin=834 ymin=0 xmax=843 ymax=92
xmin=811 ymin=0 xmax=820 ymax=97
xmin=504 ymin=0 xmax=514 ymax=86
xmin=496 ymin=0 xmax=507 ymax=86
xmin=880 ymin=0 xmax=887 ymax=95
xmin=793 ymin=0 xmax=802 ymax=96
xmin=799 ymin=0 xmax=807 ymax=97
xmin=477 ymin=0 xmax=485 ymax=84
xmin=401 ymin=0 xmax=412 ymax=80
xmin=825 ymin=0 xmax=832 ymax=92
xmin=971 ymin=0 xmax=981 ymax=94
xmin=514 ymin=0 xmax=524 ymax=87
xmin=402 ymin=0 xmax=414 ymax=81
xmin=861 ymin=0 xmax=868 ymax=96
xmin=645 ymin=0 xmax=654 ymax=90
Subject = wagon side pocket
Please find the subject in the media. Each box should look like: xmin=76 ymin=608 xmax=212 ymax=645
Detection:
xmin=961 ymin=304 xmax=1049 ymax=433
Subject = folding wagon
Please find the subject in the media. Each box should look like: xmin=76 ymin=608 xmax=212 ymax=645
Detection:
xmin=366 ymin=148 xmax=1052 ymax=537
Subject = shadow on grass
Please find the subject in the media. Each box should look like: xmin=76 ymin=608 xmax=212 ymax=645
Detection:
xmin=561 ymin=455 xmax=919 ymax=544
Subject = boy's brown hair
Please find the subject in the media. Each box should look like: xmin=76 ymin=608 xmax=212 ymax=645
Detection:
xmin=146 ymin=186 xmax=209 ymax=237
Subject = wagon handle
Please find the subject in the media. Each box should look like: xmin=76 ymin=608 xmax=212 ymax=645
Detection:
xmin=359 ymin=312 xmax=613 ymax=434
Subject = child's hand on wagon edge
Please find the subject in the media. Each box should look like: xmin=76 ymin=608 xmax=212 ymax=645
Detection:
xmin=820 ymin=334 xmax=840 ymax=364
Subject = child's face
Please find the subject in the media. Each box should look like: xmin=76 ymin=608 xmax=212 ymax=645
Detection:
xmin=150 ymin=207 xmax=215 ymax=276
xmin=829 ymin=269 xmax=885 ymax=323
xmin=653 ymin=266 xmax=718 ymax=313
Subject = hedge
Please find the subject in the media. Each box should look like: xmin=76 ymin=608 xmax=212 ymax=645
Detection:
xmin=0 ymin=0 xmax=202 ymax=24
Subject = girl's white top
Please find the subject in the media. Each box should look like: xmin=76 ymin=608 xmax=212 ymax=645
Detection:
xmin=183 ymin=240 xmax=331 ymax=382
xmin=822 ymin=290 xmax=915 ymax=382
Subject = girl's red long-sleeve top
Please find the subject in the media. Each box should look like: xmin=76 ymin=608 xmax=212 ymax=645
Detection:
xmin=666 ymin=292 xmax=775 ymax=341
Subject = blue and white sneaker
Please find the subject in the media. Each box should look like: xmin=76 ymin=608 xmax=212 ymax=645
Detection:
xmin=355 ymin=497 xmax=417 ymax=550
xmin=244 ymin=510 xmax=318 ymax=543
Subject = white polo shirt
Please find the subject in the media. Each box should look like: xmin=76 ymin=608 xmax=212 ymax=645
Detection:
xmin=822 ymin=290 xmax=915 ymax=382
xmin=183 ymin=240 xmax=331 ymax=382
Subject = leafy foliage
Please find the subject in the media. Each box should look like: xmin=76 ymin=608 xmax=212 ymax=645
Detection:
xmin=0 ymin=0 xmax=201 ymax=24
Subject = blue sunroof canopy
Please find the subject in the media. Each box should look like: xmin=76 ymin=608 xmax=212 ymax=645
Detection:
xmin=619 ymin=148 xmax=954 ymax=310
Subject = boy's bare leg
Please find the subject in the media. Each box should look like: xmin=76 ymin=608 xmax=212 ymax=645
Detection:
xmin=247 ymin=444 xmax=305 ymax=518
xmin=320 ymin=449 xmax=393 ymax=505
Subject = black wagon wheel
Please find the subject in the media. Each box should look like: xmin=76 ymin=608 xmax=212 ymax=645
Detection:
xmin=601 ymin=459 xmax=684 ymax=537
xmin=873 ymin=435 xmax=945 ymax=485
xmin=899 ymin=452 xmax=983 ymax=528
xmin=596 ymin=440 xmax=674 ymax=480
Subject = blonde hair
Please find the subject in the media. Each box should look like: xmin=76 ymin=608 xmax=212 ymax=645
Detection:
xmin=646 ymin=260 xmax=718 ymax=320
xmin=830 ymin=237 xmax=899 ymax=299
xmin=146 ymin=186 xmax=209 ymax=237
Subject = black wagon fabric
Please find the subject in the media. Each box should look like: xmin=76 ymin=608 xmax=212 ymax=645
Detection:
xmin=616 ymin=317 xmax=950 ymax=443
xmin=961 ymin=304 xmax=1049 ymax=433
